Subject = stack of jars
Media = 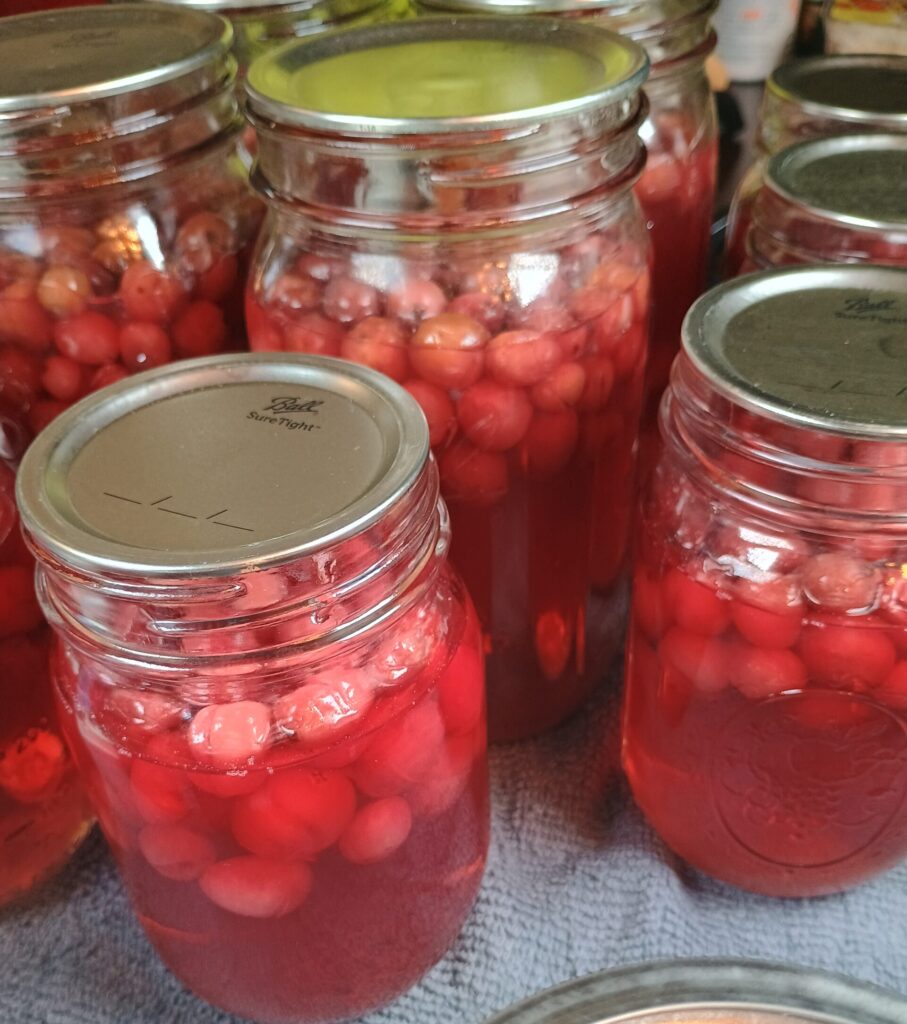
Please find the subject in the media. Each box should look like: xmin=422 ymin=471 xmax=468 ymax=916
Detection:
xmin=725 ymin=53 xmax=907 ymax=272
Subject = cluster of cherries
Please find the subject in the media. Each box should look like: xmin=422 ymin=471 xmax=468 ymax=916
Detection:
xmin=0 ymin=206 xmax=250 ymax=444
xmin=246 ymin=235 xmax=650 ymax=508
xmin=61 ymin=582 xmax=486 ymax=921
xmin=623 ymin=425 xmax=907 ymax=895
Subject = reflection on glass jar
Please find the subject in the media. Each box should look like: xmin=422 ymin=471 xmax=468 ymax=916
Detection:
xmin=17 ymin=354 xmax=489 ymax=1024
xmin=244 ymin=18 xmax=652 ymax=742
xmin=623 ymin=264 xmax=907 ymax=898
xmin=413 ymin=0 xmax=718 ymax=440
xmin=736 ymin=134 xmax=907 ymax=275
xmin=724 ymin=54 xmax=907 ymax=275
xmin=0 ymin=3 xmax=261 ymax=450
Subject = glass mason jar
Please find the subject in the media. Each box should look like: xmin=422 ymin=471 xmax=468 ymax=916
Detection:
xmin=414 ymin=0 xmax=719 ymax=438
xmin=488 ymin=960 xmax=907 ymax=1024
xmin=624 ymin=263 xmax=907 ymax=898
xmin=244 ymin=18 xmax=652 ymax=742
xmin=17 ymin=353 xmax=489 ymax=1024
xmin=0 ymin=3 xmax=261 ymax=447
xmin=736 ymin=134 xmax=907 ymax=275
xmin=724 ymin=54 xmax=907 ymax=274
xmin=131 ymin=0 xmax=411 ymax=81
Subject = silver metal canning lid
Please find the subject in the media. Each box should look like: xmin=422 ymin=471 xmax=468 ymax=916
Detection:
xmin=767 ymin=55 xmax=907 ymax=128
xmin=244 ymin=16 xmax=648 ymax=135
xmin=765 ymin=134 xmax=907 ymax=230
xmin=681 ymin=265 xmax=907 ymax=437
xmin=0 ymin=3 xmax=232 ymax=113
xmin=16 ymin=355 xmax=429 ymax=579
xmin=485 ymin=960 xmax=907 ymax=1024
xmin=416 ymin=0 xmax=705 ymax=15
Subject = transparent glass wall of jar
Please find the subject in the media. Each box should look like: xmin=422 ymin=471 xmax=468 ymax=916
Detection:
xmin=723 ymin=54 xmax=907 ymax=274
xmin=244 ymin=19 xmax=652 ymax=742
xmin=734 ymin=134 xmax=907 ymax=275
xmin=17 ymin=354 xmax=489 ymax=1024
xmin=414 ymin=0 xmax=718 ymax=442
xmin=623 ymin=264 xmax=907 ymax=897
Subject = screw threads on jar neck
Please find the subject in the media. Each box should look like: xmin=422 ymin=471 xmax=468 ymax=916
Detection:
xmin=31 ymin=461 xmax=447 ymax=676
xmin=663 ymin=355 xmax=907 ymax=531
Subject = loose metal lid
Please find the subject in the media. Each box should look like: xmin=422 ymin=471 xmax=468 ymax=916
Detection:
xmin=764 ymin=134 xmax=907 ymax=230
xmin=767 ymin=55 xmax=907 ymax=130
xmin=0 ymin=4 xmax=232 ymax=113
xmin=16 ymin=355 xmax=429 ymax=579
xmin=486 ymin=960 xmax=907 ymax=1024
xmin=682 ymin=265 xmax=907 ymax=437
xmin=245 ymin=16 xmax=648 ymax=133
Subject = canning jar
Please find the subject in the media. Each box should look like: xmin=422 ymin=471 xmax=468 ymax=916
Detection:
xmin=244 ymin=18 xmax=652 ymax=741
xmin=17 ymin=354 xmax=489 ymax=1024
xmin=735 ymin=134 xmax=907 ymax=275
xmin=415 ymin=0 xmax=718 ymax=435
xmin=487 ymin=960 xmax=907 ymax=1024
xmin=724 ymin=54 xmax=907 ymax=274
xmin=0 ymin=4 xmax=261 ymax=448
xmin=0 ymin=447 xmax=92 ymax=905
xmin=133 ymin=0 xmax=410 ymax=80
xmin=623 ymin=264 xmax=907 ymax=898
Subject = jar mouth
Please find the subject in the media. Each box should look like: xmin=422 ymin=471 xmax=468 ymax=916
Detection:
xmin=245 ymin=16 xmax=648 ymax=135
xmin=155 ymin=0 xmax=380 ymax=11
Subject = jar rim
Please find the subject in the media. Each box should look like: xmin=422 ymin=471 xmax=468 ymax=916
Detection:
xmin=0 ymin=3 xmax=232 ymax=114
xmin=486 ymin=959 xmax=907 ymax=1024
xmin=244 ymin=15 xmax=648 ymax=135
xmin=764 ymin=133 xmax=907 ymax=232
xmin=133 ymin=0 xmax=383 ymax=14
xmin=16 ymin=354 xmax=430 ymax=580
xmin=681 ymin=264 xmax=907 ymax=439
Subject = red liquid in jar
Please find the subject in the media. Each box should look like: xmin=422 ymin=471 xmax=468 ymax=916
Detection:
xmin=0 ymin=184 xmax=259 ymax=439
xmin=636 ymin=121 xmax=718 ymax=434
xmin=624 ymin=466 xmax=907 ymax=897
xmin=55 ymin=586 xmax=488 ymax=1024
xmin=247 ymin=236 xmax=650 ymax=741
xmin=0 ymin=465 xmax=92 ymax=903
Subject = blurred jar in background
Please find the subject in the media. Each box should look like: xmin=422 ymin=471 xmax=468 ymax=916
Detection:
xmin=723 ymin=54 xmax=907 ymax=273
xmin=733 ymin=134 xmax=907 ymax=275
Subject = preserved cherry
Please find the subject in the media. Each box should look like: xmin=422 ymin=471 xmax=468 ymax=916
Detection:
xmin=623 ymin=265 xmax=907 ymax=897
xmin=244 ymin=18 xmax=652 ymax=741
xmin=18 ymin=354 xmax=488 ymax=1024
